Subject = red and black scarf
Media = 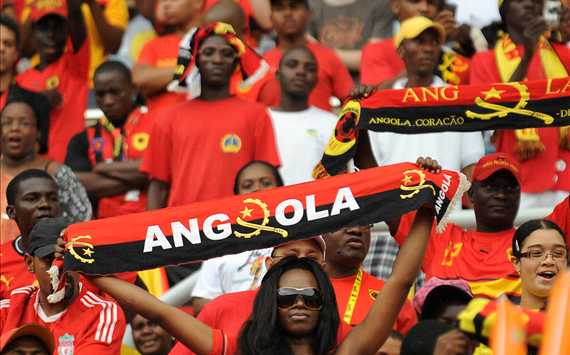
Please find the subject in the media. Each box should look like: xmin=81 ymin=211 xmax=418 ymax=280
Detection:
xmin=314 ymin=78 xmax=570 ymax=177
xmin=61 ymin=163 xmax=468 ymax=275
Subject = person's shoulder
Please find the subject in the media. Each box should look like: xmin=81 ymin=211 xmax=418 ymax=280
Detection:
xmin=307 ymin=106 xmax=337 ymax=120
xmin=263 ymin=47 xmax=282 ymax=65
xmin=362 ymin=270 xmax=386 ymax=289
xmin=6 ymin=285 xmax=37 ymax=302
xmin=227 ymin=97 xmax=269 ymax=114
xmin=75 ymin=288 xmax=123 ymax=324
xmin=363 ymin=38 xmax=394 ymax=52
xmin=209 ymin=289 xmax=257 ymax=307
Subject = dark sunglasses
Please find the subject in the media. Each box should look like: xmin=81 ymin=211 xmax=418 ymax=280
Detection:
xmin=277 ymin=287 xmax=323 ymax=310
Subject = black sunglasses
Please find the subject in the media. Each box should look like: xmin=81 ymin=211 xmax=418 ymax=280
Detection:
xmin=277 ymin=287 xmax=323 ymax=310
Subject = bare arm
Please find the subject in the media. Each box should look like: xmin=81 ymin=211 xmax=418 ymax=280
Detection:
xmin=75 ymin=172 xmax=134 ymax=198
xmin=249 ymin=0 xmax=272 ymax=30
xmin=84 ymin=0 xmax=125 ymax=54
xmin=334 ymin=49 xmax=361 ymax=72
xmin=90 ymin=276 xmax=214 ymax=355
xmin=508 ymin=18 xmax=548 ymax=82
xmin=338 ymin=207 xmax=434 ymax=355
xmin=67 ymin=0 xmax=87 ymax=52
xmin=132 ymin=63 xmax=176 ymax=97
xmin=147 ymin=179 xmax=169 ymax=210
xmin=93 ymin=160 xmax=149 ymax=188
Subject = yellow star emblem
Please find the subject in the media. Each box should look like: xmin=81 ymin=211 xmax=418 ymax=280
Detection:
xmin=482 ymin=87 xmax=505 ymax=100
xmin=240 ymin=206 xmax=254 ymax=219
xmin=402 ymin=175 xmax=413 ymax=186
xmin=82 ymin=248 xmax=94 ymax=257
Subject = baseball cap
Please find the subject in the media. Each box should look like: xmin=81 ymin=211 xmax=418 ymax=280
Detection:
xmin=0 ymin=324 xmax=55 ymax=353
xmin=471 ymin=153 xmax=521 ymax=185
xmin=27 ymin=217 xmax=69 ymax=257
xmin=413 ymin=277 xmax=473 ymax=316
xmin=394 ymin=16 xmax=446 ymax=48
xmin=29 ymin=0 xmax=68 ymax=22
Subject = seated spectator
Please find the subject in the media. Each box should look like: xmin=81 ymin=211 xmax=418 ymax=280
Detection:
xmin=131 ymin=313 xmax=175 ymax=355
xmin=324 ymin=224 xmax=417 ymax=334
xmin=1 ymin=170 xmax=62 ymax=299
xmin=133 ymin=0 xmax=201 ymax=112
xmin=412 ymin=278 xmax=472 ymax=322
xmin=388 ymin=153 xmax=523 ymax=299
xmin=65 ymin=60 xmax=151 ymax=219
xmin=78 ymin=206 xmax=435 ymax=355
xmin=15 ymin=0 xmax=89 ymax=163
xmin=261 ymin=0 xmax=353 ymax=111
xmin=190 ymin=161 xmax=281 ymax=312
xmin=1 ymin=89 xmax=92 ymax=244
xmin=0 ymin=323 xmax=54 ymax=355
xmin=307 ymin=0 xmax=393 ymax=73
xmin=360 ymin=0 xmax=471 ymax=87
xmin=142 ymin=23 xmax=280 ymax=210
xmin=269 ymin=46 xmax=337 ymax=184
xmin=401 ymin=320 xmax=475 ymax=355
xmin=470 ymin=0 xmax=570 ymax=209
xmin=0 ymin=14 xmax=19 ymax=106
xmin=511 ymin=219 xmax=567 ymax=311
xmin=0 ymin=217 xmax=126 ymax=353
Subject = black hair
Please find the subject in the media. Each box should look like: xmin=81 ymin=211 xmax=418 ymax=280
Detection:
xmin=401 ymin=320 xmax=455 ymax=355
xmin=0 ymin=14 xmax=20 ymax=48
xmin=94 ymin=59 xmax=133 ymax=83
xmin=512 ymin=219 xmax=566 ymax=258
xmin=233 ymin=160 xmax=284 ymax=195
xmin=278 ymin=46 xmax=318 ymax=72
xmin=6 ymin=169 xmax=56 ymax=205
xmin=2 ymin=85 xmax=51 ymax=154
xmin=238 ymin=256 xmax=339 ymax=355
xmin=420 ymin=285 xmax=472 ymax=321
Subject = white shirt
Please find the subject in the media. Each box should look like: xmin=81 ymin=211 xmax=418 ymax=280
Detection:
xmin=446 ymin=0 xmax=501 ymax=29
xmin=368 ymin=76 xmax=485 ymax=173
xmin=269 ymin=107 xmax=337 ymax=185
xmin=192 ymin=248 xmax=272 ymax=299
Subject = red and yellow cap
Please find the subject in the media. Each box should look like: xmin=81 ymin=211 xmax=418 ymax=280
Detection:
xmin=29 ymin=0 xmax=68 ymax=22
xmin=394 ymin=16 xmax=446 ymax=48
xmin=472 ymin=153 xmax=521 ymax=185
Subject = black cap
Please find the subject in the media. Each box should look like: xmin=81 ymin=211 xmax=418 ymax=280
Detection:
xmin=27 ymin=217 xmax=69 ymax=257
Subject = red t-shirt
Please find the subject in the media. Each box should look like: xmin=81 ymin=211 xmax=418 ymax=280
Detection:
xmin=395 ymin=213 xmax=521 ymax=299
xmin=1 ymin=284 xmax=125 ymax=354
xmin=330 ymin=270 xmax=417 ymax=335
xmin=141 ymin=96 xmax=280 ymax=207
xmin=470 ymin=43 xmax=570 ymax=193
xmin=0 ymin=236 xmax=35 ymax=299
xmin=16 ymin=42 xmax=90 ymax=163
xmin=261 ymin=42 xmax=354 ymax=111
xmin=546 ymin=196 xmax=570 ymax=242
xmin=360 ymin=39 xmax=470 ymax=86
xmin=136 ymin=34 xmax=186 ymax=113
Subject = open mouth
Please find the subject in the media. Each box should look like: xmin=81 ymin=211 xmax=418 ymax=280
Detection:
xmin=537 ymin=271 xmax=556 ymax=280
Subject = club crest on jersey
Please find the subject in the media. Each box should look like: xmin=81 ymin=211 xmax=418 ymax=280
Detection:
xmin=220 ymin=134 xmax=242 ymax=153
xmin=91 ymin=137 xmax=105 ymax=152
xmin=45 ymin=75 xmax=60 ymax=90
xmin=57 ymin=333 xmax=75 ymax=355
xmin=132 ymin=132 xmax=150 ymax=151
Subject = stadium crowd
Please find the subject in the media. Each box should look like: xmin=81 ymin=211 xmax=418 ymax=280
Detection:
xmin=0 ymin=0 xmax=569 ymax=354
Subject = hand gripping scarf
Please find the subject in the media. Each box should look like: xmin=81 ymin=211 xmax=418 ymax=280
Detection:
xmin=57 ymin=163 xmax=468 ymax=277
xmin=166 ymin=22 xmax=270 ymax=99
xmin=313 ymin=78 xmax=570 ymax=178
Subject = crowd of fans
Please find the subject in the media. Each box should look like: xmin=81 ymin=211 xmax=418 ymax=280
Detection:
xmin=0 ymin=0 xmax=569 ymax=354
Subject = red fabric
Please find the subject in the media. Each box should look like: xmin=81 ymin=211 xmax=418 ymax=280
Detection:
xmin=360 ymin=39 xmax=404 ymax=86
xmin=85 ymin=108 xmax=153 ymax=218
xmin=0 ymin=284 xmax=125 ymax=353
xmin=141 ymin=97 xmax=280 ymax=207
xmin=136 ymin=34 xmax=186 ymax=113
xmin=262 ymin=42 xmax=354 ymax=111
xmin=16 ymin=42 xmax=90 ymax=163
xmin=0 ymin=238 xmax=35 ymax=299
xmin=395 ymin=213 xmax=520 ymax=299
xmin=546 ymin=196 xmax=570 ymax=244
xmin=330 ymin=270 xmax=417 ymax=334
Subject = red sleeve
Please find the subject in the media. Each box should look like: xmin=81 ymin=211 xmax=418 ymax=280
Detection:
xmin=328 ymin=49 xmax=353 ymax=100
xmin=75 ymin=297 xmax=126 ymax=354
xmin=395 ymin=299 xmax=417 ymax=335
xmin=253 ymin=109 xmax=281 ymax=167
xmin=360 ymin=41 xmax=401 ymax=86
xmin=140 ymin=112 xmax=173 ymax=183
xmin=469 ymin=52 xmax=500 ymax=84
xmin=546 ymin=196 xmax=569 ymax=243
xmin=210 ymin=329 xmax=237 ymax=355
xmin=137 ymin=39 xmax=158 ymax=65
xmin=67 ymin=39 xmax=90 ymax=79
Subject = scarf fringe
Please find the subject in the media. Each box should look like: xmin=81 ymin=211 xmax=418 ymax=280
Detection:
xmin=46 ymin=262 xmax=66 ymax=304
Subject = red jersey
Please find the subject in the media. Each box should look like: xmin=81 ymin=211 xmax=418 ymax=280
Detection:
xmin=136 ymin=34 xmax=186 ymax=113
xmin=0 ymin=237 xmax=36 ymax=299
xmin=16 ymin=42 xmax=90 ymax=163
xmin=360 ymin=39 xmax=470 ymax=86
xmin=330 ymin=269 xmax=417 ymax=335
xmin=547 ymin=196 xmax=570 ymax=243
xmin=262 ymin=42 xmax=354 ymax=111
xmin=170 ymin=289 xmax=352 ymax=355
xmin=1 ymin=284 xmax=125 ymax=354
xmin=395 ymin=213 xmax=521 ymax=299
xmin=141 ymin=97 xmax=280 ymax=207
xmin=65 ymin=108 xmax=153 ymax=218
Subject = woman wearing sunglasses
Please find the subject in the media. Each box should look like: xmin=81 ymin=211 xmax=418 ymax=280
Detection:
xmin=76 ymin=206 xmax=434 ymax=355
xmin=511 ymin=219 xmax=569 ymax=310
